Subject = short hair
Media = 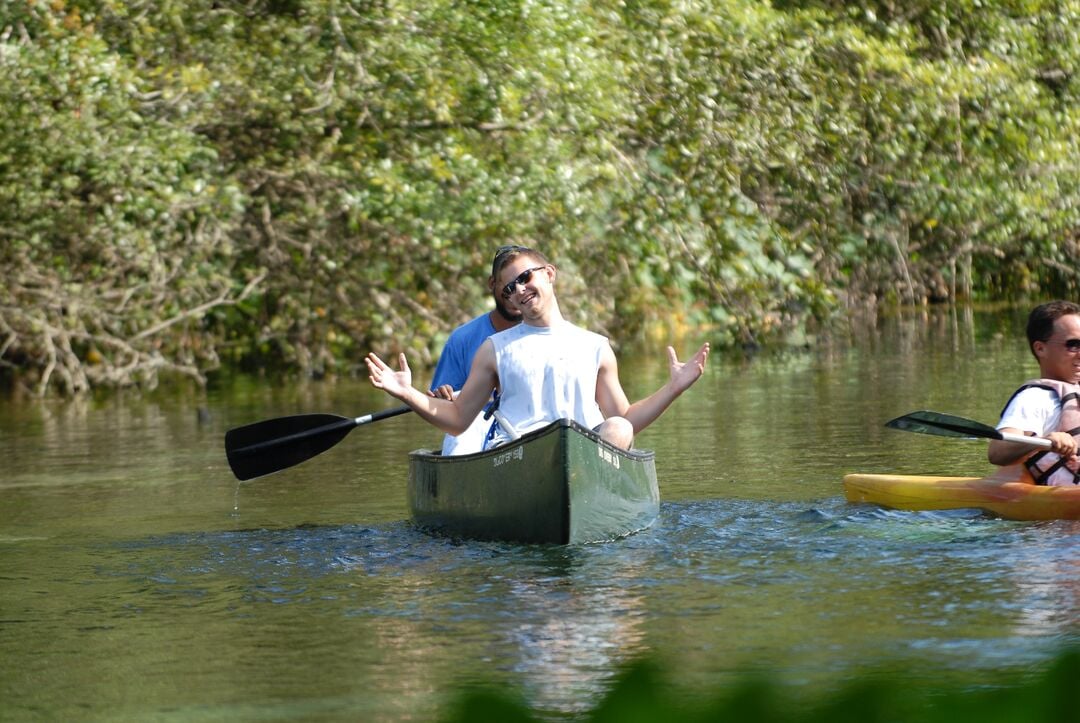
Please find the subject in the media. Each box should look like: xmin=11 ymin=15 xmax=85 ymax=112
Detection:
xmin=1026 ymin=300 xmax=1080 ymax=357
xmin=491 ymin=245 xmax=550 ymax=278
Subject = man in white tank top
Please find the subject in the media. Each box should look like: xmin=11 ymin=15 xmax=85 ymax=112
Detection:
xmin=365 ymin=246 xmax=710 ymax=450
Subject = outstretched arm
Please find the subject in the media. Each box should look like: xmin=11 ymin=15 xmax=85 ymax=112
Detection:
xmin=596 ymin=342 xmax=710 ymax=434
xmin=366 ymin=342 xmax=498 ymax=436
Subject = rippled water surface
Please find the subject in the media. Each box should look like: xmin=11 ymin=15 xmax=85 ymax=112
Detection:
xmin=2 ymin=307 xmax=1078 ymax=720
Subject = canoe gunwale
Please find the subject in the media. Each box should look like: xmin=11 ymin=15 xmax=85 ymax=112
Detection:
xmin=407 ymin=417 xmax=656 ymax=464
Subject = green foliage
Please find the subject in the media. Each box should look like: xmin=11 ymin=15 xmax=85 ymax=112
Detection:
xmin=439 ymin=648 xmax=1080 ymax=722
xmin=1 ymin=0 xmax=1077 ymax=393
xmin=0 ymin=0 xmax=249 ymax=393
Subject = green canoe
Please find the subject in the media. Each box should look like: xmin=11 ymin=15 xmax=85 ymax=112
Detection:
xmin=407 ymin=418 xmax=660 ymax=544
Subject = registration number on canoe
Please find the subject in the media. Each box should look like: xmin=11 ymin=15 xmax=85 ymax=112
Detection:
xmin=598 ymin=446 xmax=620 ymax=469
xmin=492 ymin=446 xmax=524 ymax=467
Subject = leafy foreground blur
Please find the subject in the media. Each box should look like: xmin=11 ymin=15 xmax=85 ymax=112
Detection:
xmin=441 ymin=649 xmax=1078 ymax=722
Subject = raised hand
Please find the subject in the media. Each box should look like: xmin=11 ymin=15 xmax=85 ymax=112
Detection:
xmin=667 ymin=342 xmax=710 ymax=395
xmin=366 ymin=352 xmax=413 ymax=398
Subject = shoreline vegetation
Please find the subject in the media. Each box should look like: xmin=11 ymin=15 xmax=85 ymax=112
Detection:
xmin=2 ymin=1 xmax=1077 ymax=396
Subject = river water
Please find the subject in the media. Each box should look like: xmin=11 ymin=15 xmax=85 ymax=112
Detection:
xmin=2 ymin=306 xmax=1078 ymax=720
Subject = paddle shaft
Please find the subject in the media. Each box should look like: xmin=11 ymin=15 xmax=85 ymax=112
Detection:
xmin=225 ymin=405 xmax=414 ymax=479
xmin=234 ymin=406 xmax=403 ymax=456
xmin=230 ymin=406 xmax=412 ymax=457
xmin=886 ymin=410 xmax=1053 ymax=449
xmin=996 ymin=430 xmax=1053 ymax=448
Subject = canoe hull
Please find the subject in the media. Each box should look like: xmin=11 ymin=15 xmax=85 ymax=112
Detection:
xmin=408 ymin=419 xmax=659 ymax=544
xmin=843 ymin=473 xmax=1080 ymax=521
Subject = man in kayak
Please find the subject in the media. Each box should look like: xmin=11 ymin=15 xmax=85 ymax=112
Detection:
xmin=988 ymin=300 xmax=1080 ymax=485
xmin=367 ymin=246 xmax=710 ymax=450
xmin=426 ymin=245 xmax=524 ymax=455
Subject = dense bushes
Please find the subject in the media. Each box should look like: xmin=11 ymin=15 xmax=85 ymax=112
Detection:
xmin=1 ymin=0 xmax=1077 ymax=394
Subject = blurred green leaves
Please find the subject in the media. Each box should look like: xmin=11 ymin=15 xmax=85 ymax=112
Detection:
xmin=439 ymin=648 xmax=1080 ymax=722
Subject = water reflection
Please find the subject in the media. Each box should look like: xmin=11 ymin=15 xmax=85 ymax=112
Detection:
xmin=1003 ymin=521 xmax=1080 ymax=637
xmin=497 ymin=550 xmax=650 ymax=713
xmin=90 ymin=523 xmax=654 ymax=716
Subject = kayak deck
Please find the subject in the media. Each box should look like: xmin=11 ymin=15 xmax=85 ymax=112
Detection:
xmin=843 ymin=473 xmax=1080 ymax=521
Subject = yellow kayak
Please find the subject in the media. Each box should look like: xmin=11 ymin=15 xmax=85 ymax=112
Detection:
xmin=843 ymin=471 xmax=1080 ymax=521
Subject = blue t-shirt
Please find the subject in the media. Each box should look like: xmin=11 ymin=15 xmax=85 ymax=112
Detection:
xmin=431 ymin=313 xmax=497 ymax=391
xmin=430 ymin=313 xmax=500 ymax=456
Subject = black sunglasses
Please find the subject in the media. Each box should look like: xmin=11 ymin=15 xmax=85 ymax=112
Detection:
xmin=501 ymin=266 xmax=546 ymax=299
xmin=1046 ymin=338 xmax=1080 ymax=352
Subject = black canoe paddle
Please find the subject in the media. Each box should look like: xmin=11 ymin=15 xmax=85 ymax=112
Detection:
xmin=885 ymin=410 xmax=1052 ymax=449
xmin=225 ymin=406 xmax=412 ymax=480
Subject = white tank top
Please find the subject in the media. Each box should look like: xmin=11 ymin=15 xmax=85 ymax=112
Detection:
xmin=487 ymin=321 xmax=607 ymax=446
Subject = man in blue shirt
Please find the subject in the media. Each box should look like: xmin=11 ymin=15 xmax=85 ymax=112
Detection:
xmin=428 ymin=246 xmax=524 ymax=454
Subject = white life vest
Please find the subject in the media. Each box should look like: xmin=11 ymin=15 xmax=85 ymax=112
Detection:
xmin=1001 ymin=378 xmax=1080 ymax=486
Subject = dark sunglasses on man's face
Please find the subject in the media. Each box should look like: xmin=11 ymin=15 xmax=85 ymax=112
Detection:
xmin=501 ymin=266 xmax=546 ymax=299
xmin=1047 ymin=338 xmax=1080 ymax=352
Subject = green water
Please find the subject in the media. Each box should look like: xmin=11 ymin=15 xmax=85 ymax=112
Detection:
xmin=2 ymin=307 xmax=1078 ymax=721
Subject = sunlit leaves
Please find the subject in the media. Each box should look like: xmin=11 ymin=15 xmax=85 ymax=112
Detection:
xmin=2 ymin=0 xmax=1078 ymax=393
